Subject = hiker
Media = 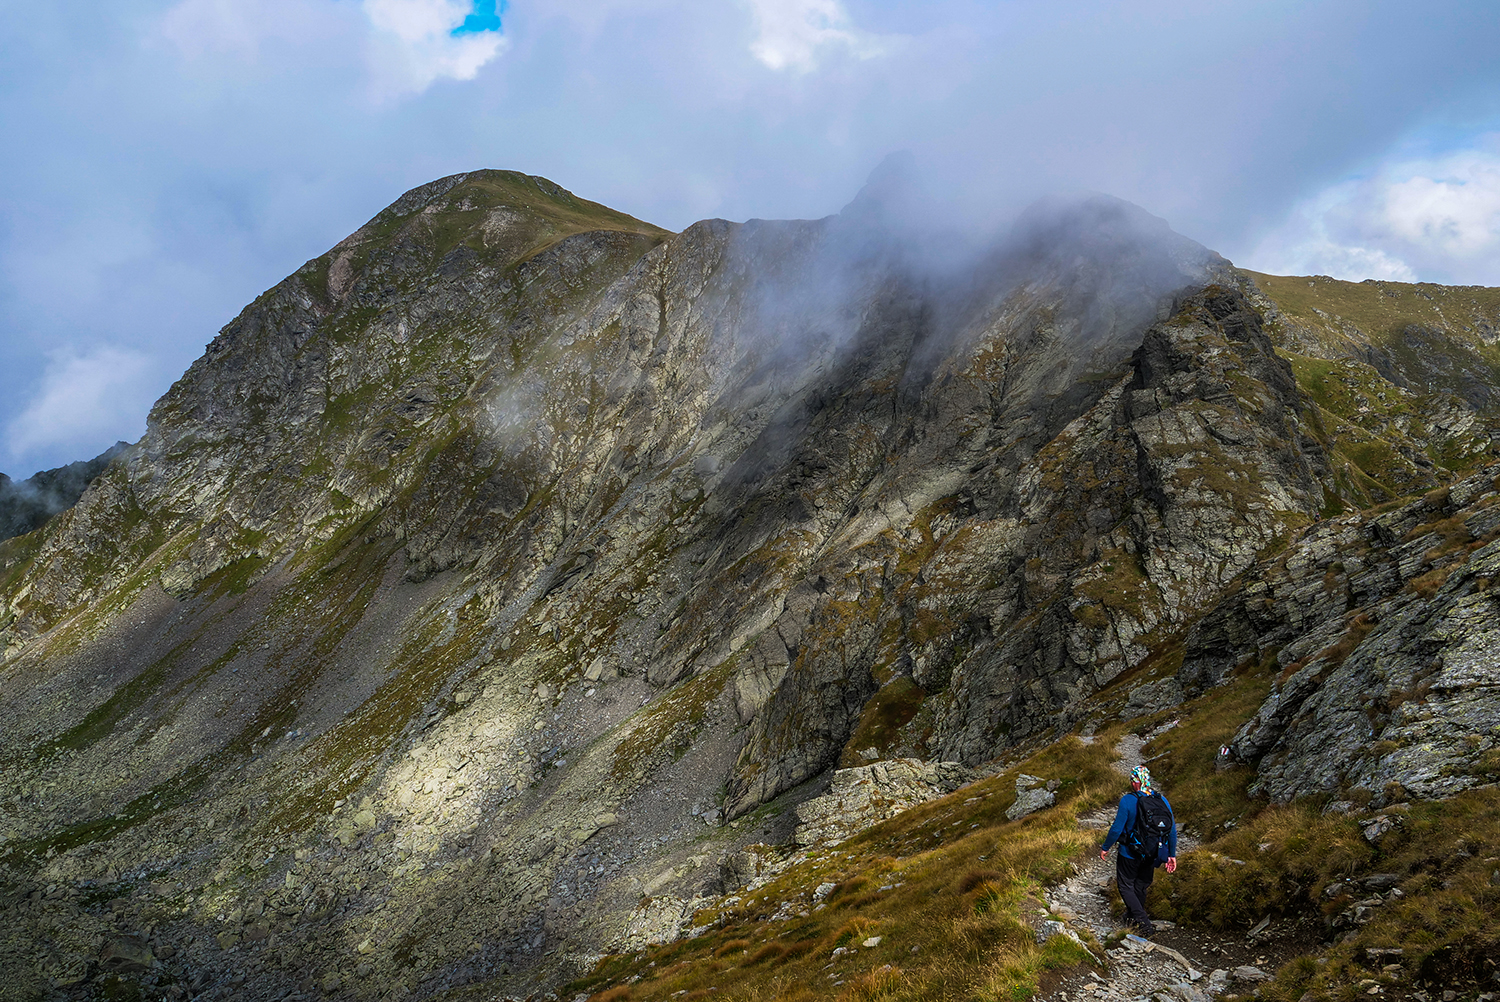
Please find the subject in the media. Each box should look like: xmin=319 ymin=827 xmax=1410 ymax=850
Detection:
xmin=1099 ymin=765 xmax=1177 ymax=936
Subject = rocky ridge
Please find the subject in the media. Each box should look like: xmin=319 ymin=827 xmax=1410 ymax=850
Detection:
xmin=0 ymin=442 xmax=127 ymax=543
xmin=1189 ymin=466 xmax=1500 ymax=804
xmin=0 ymin=169 xmax=1495 ymax=1000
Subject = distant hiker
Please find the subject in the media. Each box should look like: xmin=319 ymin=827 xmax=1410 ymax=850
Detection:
xmin=1099 ymin=765 xmax=1177 ymax=936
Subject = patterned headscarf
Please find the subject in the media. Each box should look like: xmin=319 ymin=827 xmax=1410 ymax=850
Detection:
xmin=1131 ymin=765 xmax=1154 ymax=794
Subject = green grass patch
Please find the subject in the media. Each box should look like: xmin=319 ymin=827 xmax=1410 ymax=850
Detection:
xmin=840 ymin=678 xmax=927 ymax=766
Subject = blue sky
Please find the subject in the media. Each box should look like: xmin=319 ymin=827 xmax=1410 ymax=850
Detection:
xmin=3 ymin=0 xmax=1500 ymax=476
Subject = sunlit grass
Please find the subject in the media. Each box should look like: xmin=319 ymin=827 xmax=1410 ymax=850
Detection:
xmin=567 ymin=736 xmax=1121 ymax=1002
xmin=572 ymin=556 xmax=1500 ymax=1002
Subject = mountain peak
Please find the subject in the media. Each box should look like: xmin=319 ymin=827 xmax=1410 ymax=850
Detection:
xmin=1 ymin=169 xmax=1496 ymax=1001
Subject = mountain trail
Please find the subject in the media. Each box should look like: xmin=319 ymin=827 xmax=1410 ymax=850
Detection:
xmin=1035 ymin=724 xmax=1290 ymax=1001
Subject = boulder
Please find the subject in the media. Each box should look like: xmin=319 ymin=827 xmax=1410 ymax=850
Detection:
xmin=99 ymin=935 xmax=154 ymax=973
xmin=794 ymin=759 xmax=973 ymax=846
xmin=1006 ymin=773 xmax=1056 ymax=821
xmin=1231 ymin=965 xmax=1270 ymax=983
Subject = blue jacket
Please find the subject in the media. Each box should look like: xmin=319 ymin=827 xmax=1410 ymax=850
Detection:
xmin=1101 ymin=790 xmax=1177 ymax=860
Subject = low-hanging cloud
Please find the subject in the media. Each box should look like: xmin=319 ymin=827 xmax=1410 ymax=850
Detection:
xmin=745 ymin=0 xmax=890 ymax=73
xmin=4 ymin=348 xmax=156 ymax=476
xmin=158 ymin=0 xmax=351 ymax=60
xmin=1249 ymin=137 xmax=1500 ymax=285
xmin=7 ymin=0 xmax=1500 ymax=475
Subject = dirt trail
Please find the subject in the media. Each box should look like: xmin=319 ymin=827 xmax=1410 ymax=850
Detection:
xmin=1034 ymin=726 xmax=1291 ymax=1001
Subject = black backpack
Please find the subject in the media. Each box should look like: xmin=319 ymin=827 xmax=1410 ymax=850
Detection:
xmin=1132 ymin=791 xmax=1174 ymax=866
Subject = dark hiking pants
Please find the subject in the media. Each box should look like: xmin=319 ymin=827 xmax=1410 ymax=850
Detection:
xmin=1116 ymin=852 xmax=1155 ymax=929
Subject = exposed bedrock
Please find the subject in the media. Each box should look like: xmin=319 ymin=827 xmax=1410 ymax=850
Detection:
xmin=1172 ymin=467 xmax=1500 ymax=805
xmin=1 ymin=168 xmax=1492 ymax=999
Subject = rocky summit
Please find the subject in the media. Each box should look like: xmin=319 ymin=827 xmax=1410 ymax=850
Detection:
xmin=1 ymin=169 xmax=1497 ymax=1002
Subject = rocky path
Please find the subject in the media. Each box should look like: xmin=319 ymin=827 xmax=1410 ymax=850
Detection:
xmin=1034 ymin=728 xmax=1279 ymax=1002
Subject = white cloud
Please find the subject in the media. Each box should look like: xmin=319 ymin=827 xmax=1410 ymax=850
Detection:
xmin=1377 ymin=154 xmax=1500 ymax=261
xmin=363 ymin=0 xmax=508 ymax=95
xmin=1249 ymin=138 xmax=1500 ymax=284
xmin=1249 ymin=183 xmax=1419 ymax=282
xmin=158 ymin=0 xmax=505 ymax=94
xmin=746 ymin=0 xmax=887 ymax=73
xmin=5 ymin=348 xmax=156 ymax=471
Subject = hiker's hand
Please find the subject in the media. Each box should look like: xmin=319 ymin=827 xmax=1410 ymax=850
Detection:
xmin=1165 ymin=857 xmax=1177 ymax=873
xmin=1100 ymin=850 xmax=1108 ymax=861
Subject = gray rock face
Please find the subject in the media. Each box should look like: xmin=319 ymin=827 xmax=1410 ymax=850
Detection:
xmin=1178 ymin=467 xmax=1500 ymax=804
xmin=931 ymin=285 xmax=1330 ymax=766
xmin=1005 ymin=774 xmax=1056 ymax=821
xmin=793 ymin=759 xmax=973 ymax=845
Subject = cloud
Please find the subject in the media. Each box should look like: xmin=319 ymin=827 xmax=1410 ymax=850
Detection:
xmin=1248 ymin=139 xmax=1500 ymax=284
xmin=363 ymin=0 xmax=508 ymax=94
xmin=9 ymin=0 xmax=1500 ymax=472
xmin=746 ymin=0 xmax=887 ymax=73
xmin=158 ymin=0 xmax=345 ymax=60
xmin=158 ymin=0 xmax=505 ymax=93
xmin=5 ymin=348 xmax=156 ymax=473
xmin=1378 ymin=151 xmax=1500 ymax=261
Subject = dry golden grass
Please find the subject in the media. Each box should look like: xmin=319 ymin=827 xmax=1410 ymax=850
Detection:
xmin=574 ymin=583 xmax=1500 ymax=1002
xmin=570 ymin=736 xmax=1120 ymax=1002
xmin=835 ymin=965 xmax=904 ymax=1001
xmin=1146 ymin=785 xmax=1500 ymax=1001
xmin=591 ymin=988 xmax=634 ymax=1002
xmin=1137 ymin=651 xmax=1500 ymax=1001
xmin=1405 ymin=564 xmax=1453 ymax=598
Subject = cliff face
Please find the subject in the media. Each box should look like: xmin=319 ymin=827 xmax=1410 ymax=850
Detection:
xmin=1184 ymin=467 xmax=1500 ymax=804
xmin=0 ymin=170 xmax=1494 ymax=999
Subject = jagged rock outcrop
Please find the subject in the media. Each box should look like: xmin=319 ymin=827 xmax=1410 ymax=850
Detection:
xmin=1176 ymin=466 xmax=1500 ymax=803
xmin=0 ymin=442 xmax=127 ymax=542
xmin=925 ymin=285 xmax=1331 ymax=767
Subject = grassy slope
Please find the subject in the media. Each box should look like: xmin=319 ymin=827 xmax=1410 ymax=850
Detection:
xmin=1244 ymin=272 xmax=1500 ymax=350
xmin=563 ymin=736 xmax=1122 ymax=1002
xmin=1246 ymin=271 xmax=1500 ymax=506
xmin=561 ymin=628 xmax=1499 ymax=1002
